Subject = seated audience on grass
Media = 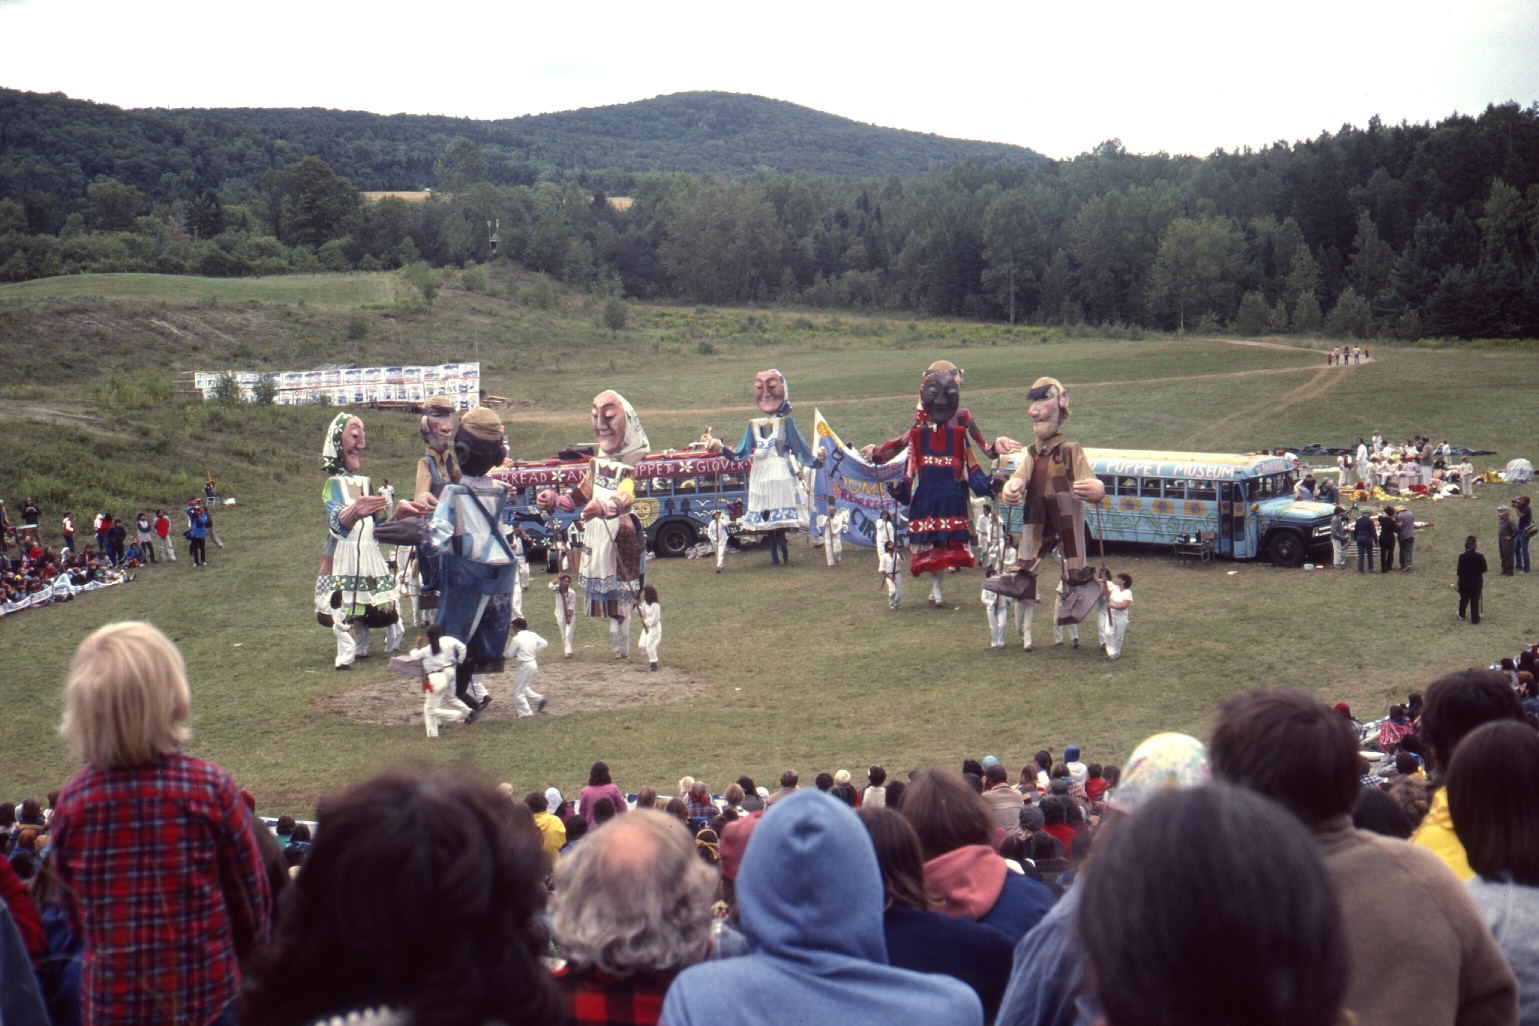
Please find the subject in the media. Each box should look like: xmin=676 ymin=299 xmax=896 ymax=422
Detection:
xmin=1209 ymin=686 xmax=1518 ymax=1026
xmin=1352 ymin=784 xmax=1416 ymax=839
xmin=857 ymin=805 xmax=1013 ymax=1020
xmin=1078 ymin=785 xmax=1349 ymax=1026
xmin=1448 ymin=720 xmax=1539 ymax=1026
xmin=578 ymin=761 xmax=628 ymax=828
xmin=550 ymin=809 xmax=716 ymax=1025
xmin=994 ymin=731 xmax=1210 ymax=1026
xmin=240 ymin=766 xmax=559 ymax=1026
xmin=661 ymin=789 xmax=984 ymax=1026
xmin=1410 ymin=668 xmax=1527 ymax=880
xmin=900 ymin=768 xmax=1054 ymax=943
xmin=51 ymin=621 xmax=271 ymax=1026
xmin=524 ymin=791 xmax=566 ymax=873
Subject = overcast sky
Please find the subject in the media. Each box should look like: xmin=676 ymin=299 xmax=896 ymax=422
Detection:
xmin=3 ymin=0 xmax=1535 ymax=160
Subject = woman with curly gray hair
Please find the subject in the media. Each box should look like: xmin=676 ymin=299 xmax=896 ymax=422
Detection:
xmin=550 ymin=809 xmax=717 ymax=1021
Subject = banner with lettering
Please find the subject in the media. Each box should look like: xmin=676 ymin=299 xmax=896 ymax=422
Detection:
xmin=809 ymin=409 xmax=909 ymax=548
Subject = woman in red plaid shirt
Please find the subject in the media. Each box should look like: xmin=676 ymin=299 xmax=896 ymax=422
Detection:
xmin=51 ymin=621 xmax=271 ymax=1026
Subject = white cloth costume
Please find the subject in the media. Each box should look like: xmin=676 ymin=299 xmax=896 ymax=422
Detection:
xmin=1105 ymin=582 xmax=1132 ymax=659
xmin=707 ymin=516 xmax=729 ymax=570
xmin=578 ymin=393 xmax=647 ymax=620
xmin=982 ymin=541 xmax=1017 ymax=648
xmin=638 ymin=599 xmax=661 ymax=666
xmin=407 ymin=636 xmax=471 ymax=737
xmin=818 ymin=507 xmax=850 ymax=566
xmin=505 ymin=627 xmax=548 ymax=717
xmin=550 ymin=580 xmax=577 ymax=656
xmin=880 ymin=542 xmax=904 ymax=610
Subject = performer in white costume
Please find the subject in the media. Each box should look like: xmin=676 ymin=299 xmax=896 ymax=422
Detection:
xmin=982 ymin=538 xmax=1017 ymax=648
xmin=505 ymin=616 xmax=548 ymax=717
xmin=880 ymin=538 xmax=904 ymax=610
xmin=706 ymin=510 xmax=729 ymax=571
xmin=549 ymin=573 xmax=577 ymax=657
xmin=404 ymin=623 xmax=471 ymax=737
xmin=637 ymin=584 xmax=662 ymax=671
xmin=818 ymin=504 xmax=850 ymax=566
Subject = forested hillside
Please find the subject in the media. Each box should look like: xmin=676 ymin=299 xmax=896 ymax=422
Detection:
xmin=2 ymin=87 xmax=1536 ymax=339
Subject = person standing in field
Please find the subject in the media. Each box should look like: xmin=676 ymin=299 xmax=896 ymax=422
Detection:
xmin=637 ymin=584 xmax=662 ymax=672
xmin=549 ymin=573 xmax=577 ymax=658
xmin=1353 ymin=507 xmax=1376 ymax=573
xmin=707 ymin=509 xmax=729 ymax=572
xmin=1497 ymin=506 xmax=1518 ymax=576
xmin=135 ymin=511 xmax=157 ymax=564
xmin=406 ymin=622 xmax=472 ymax=736
xmin=1456 ymin=535 xmax=1487 ymax=624
xmin=1395 ymin=505 xmax=1416 ymax=571
xmin=505 ymin=616 xmax=548 ymax=718
xmin=1377 ymin=505 xmax=1398 ymax=574
xmin=880 ymin=538 xmax=904 ymax=610
xmin=1101 ymin=571 xmax=1133 ymax=660
xmin=153 ymin=508 xmax=176 ymax=562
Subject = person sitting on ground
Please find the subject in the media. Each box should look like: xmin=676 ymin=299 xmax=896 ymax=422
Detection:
xmin=1078 ymin=785 xmax=1350 ymax=1026
xmin=765 ymin=769 xmax=799 ymax=806
xmin=662 ymin=789 xmax=984 ymax=1026
xmin=1410 ymin=669 xmax=1527 ymax=880
xmin=578 ymin=761 xmax=628 ymax=829
xmin=1209 ymin=686 xmax=1518 ymax=1026
xmin=1448 ymin=720 xmax=1539 ymax=1026
xmin=560 ymin=816 xmax=589 ymax=855
xmin=1083 ymin=763 xmax=1108 ymax=805
xmin=857 ymin=806 xmax=1014 ymax=1021
xmin=282 ymin=823 xmax=311 ymax=869
xmin=831 ymin=769 xmax=860 ymax=807
xmin=550 ymin=809 xmax=716 ymax=1026
xmin=1377 ymin=703 xmax=1415 ymax=754
xmin=686 ymin=781 xmax=716 ymax=825
xmin=240 ymin=766 xmax=558 ymax=1026
xmin=900 ymin=769 xmax=1054 ymax=943
xmin=1038 ymin=795 xmax=1075 ymax=858
xmin=863 ymin=766 xmax=888 ymax=808
xmin=523 ymin=792 xmax=566 ymax=874
xmin=980 ymin=763 xmax=1024 ymax=833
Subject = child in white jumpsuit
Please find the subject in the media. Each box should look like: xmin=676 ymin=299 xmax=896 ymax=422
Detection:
xmin=880 ymin=540 xmax=904 ymax=610
xmin=981 ymin=541 xmax=1017 ymax=647
xmin=406 ymin=624 xmax=471 ymax=737
xmin=550 ymin=574 xmax=577 ymax=657
xmin=707 ymin=511 xmax=729 ymax=571
xmin=637 ymin=584 xmax=662 ymax=671
xmin=505 ymin=617 xmax=549 ymax=717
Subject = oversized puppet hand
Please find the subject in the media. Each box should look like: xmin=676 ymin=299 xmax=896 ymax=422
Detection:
xmin=1071 ymin=478 xmax=1106 ymax=502
xmin=859 ymin=444 xmax=877 ymax=461
xmin=342 ymin=495 xmax=389 ymax=527
xmin=1001 ymin=477 xmax=1027 ymax=506
xmin=995 ymin=436 xmax=1023 ymax=454
xmin=394 ymin=497 xmax=435 ymax=519
xmin=613 ymin=490 xmax=633 ymax=515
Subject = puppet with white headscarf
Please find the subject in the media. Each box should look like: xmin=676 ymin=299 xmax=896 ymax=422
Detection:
xmin=316 ymin=411 xmax=402 ymax=669
xmin=709 ymin=369 xmax=824 ymax=567
xmin=540 ymin=390 xmax=649 ymax=658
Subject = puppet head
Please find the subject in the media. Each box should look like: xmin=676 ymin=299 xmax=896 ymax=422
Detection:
xmin=920 ymin=361 xmax=962 ymax=425
xmin=322 ymin=413 xmax=366 ymax=475
xmin=453 ymin=408 xmax=508 ymax=477
xmin=1027 ymin=376 xmax=1069 ymax=442
xmin=753 ymin=369 xmax=791 ymax=415
xmin=591 ymin=390 xmax=649 ymax=464
xmin=420 ymin=394 xmax=457 ymax=453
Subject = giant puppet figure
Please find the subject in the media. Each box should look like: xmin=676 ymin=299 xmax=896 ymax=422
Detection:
xmin=316 ymin=412 xmax=403 ymax=669
xmin=710 ymin=369 xmax=823 ymax=566
xmin=424 ymin=407 xmax=516 ymax=712
xmin=539 ymin=390 xmax=648 ymax=658
xmin=996 ymin=376 xmax=1105 ymax=634
xmin=863 ymin=360 xmax=1017 ymax=606
xmin=397 ymin=395 xmax=462 ymax=623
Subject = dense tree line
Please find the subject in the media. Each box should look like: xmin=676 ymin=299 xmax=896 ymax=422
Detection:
xmin=2 ymin=87 xmax=1536 ymax=338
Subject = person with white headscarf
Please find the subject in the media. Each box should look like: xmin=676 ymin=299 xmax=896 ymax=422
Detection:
xmin=316 ymin=412 xmax=402 ymax=669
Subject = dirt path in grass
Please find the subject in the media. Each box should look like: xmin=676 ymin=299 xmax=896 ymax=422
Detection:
xmin=316 ymin=658 xmax=710 ymax=725
xmin=1175 ymin=364 xmax=1348 ymax=451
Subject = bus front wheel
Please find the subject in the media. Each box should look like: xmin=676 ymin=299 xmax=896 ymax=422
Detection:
xmin=655 ymin=522 xmax=696 ymax=558
xmin=1267 ymin=531 xmax=1305 ymax=567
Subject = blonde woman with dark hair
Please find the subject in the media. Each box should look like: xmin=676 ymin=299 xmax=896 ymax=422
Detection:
xmin=52 ymin=621 xmax=271 ymax=1026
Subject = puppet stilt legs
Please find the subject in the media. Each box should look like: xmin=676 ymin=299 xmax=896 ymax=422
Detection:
xmin=1017 ymin=601 xmax=1035 ymax=651
xmin=929 ymin=572 xmax=944 ymax=605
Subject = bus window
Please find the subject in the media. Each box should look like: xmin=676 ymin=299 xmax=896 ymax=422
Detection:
xmin=1187 ymin=479 xmax=1217 ymax=501
xmin=1164 ymin=480 xmax=1188 ymax=500
xmin=649 ymin=478 xmax=673 ymax=496
xmin=1097 ymin=475 xmax=1117 ymax=495
xmin=1139 ymin=477 xmax=1163 ymax=498
xmin=718 ymin=473 xmax=742 ymax=491
xmin=676 ymin=478 xmax=698 ymax=495
xmin=1118 ymin=477 xmax=1139 ymax=495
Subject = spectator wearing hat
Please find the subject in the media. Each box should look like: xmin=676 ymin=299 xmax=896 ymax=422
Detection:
xmin=1456 ymin=535 xmax=1488 ymax=623
xmin=1062 ymin=746 xmax=1087 ymax=786
xmin=1497 ymin=506 xmax=1517 ymax=576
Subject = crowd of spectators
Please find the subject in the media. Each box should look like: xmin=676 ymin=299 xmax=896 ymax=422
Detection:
xmin=0 ymin=496 xmax=222 ymax=618
xmin=4 ymin=621 xmax=1538 ymax=1026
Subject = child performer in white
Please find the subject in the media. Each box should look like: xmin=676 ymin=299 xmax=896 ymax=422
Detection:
xmin=707 ymin=510 xmax=729 ymax=572
xmin=637 ymin=584 xmax=662 ymax=671
xmin=981 ymin=537 xmax=1017 ymax=648
xmin=549 ymin=573 xmax=577 ymax=657
xmin=879 ymin=539 xmax=904 ymax=610
xmin=1103 ymin=571 xmax=1133 ymax=660
xmin=818 ymin=504 xmax=850 ymax=566
xmin=407 ymin=623 xmax=472 ymax=737
xmin=506 ymin=617 xmax=549 ymax=717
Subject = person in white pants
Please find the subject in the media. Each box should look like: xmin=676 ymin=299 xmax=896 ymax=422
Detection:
xmin=707 ymin=511 xmax=729 ymax=572
xmin=818 ymin=504 xmax=850 ymax=566
xmin=880 ymin=539 xmax=904 ymax=609
xmin=1103 ymin=571 xmax=1133 ymax=660
xmin=153 ymin=509 xmax=177 ymax=562
xmin=981 ymin=539 xmax=1017 ymax=647
xmin=507 ymin=526 xmax=529 ymax=618
xmin=610 ymin=609 xmax=632 ymax=659
xmin=406 ymin=624 xmax=471 ymax=736
xmin=1052 ymin=578 xmax=1081 ymax=648
xmin=550 ymin=574 xmax=577 ymax=657
xmin=975 ymin=505 xmax=1003 ymax=574
xmin=637 ymin=584 xmax=662 ymax=670
xmin=505 ymin=617 xmax=549 ymax=717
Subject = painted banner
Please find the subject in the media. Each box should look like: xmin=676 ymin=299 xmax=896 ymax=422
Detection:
xmin=194 ymin=363 xmax=480 ymax=408
xmin=809 ymin=409 xmax=909 ymax=548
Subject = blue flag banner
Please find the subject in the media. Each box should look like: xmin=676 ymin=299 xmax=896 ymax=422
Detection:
xmin=810 ymin=409 xmax=909 ymax=548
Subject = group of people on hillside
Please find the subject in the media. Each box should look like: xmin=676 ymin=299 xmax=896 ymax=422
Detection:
xmin=11 ymin=619 xmax=1539 ymax=1026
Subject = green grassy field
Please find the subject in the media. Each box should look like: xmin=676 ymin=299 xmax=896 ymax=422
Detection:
xmin=2 ymin=268 xmax=1536 ymax=813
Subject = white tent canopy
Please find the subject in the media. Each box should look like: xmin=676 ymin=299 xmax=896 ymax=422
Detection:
xmin=1504 ymin=458 xmax=1533 ymax=482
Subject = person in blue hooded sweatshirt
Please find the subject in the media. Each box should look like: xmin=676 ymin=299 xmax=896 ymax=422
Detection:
xmin=661 ymin=789 xmax=982 ymax=1026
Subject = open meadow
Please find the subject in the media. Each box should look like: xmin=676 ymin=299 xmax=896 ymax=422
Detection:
xmin=2 ymin=266 xmax=1536 ymax=813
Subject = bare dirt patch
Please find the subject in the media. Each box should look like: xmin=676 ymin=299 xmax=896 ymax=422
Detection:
xmin=315 ymin=658 xmax=711 ymax=725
